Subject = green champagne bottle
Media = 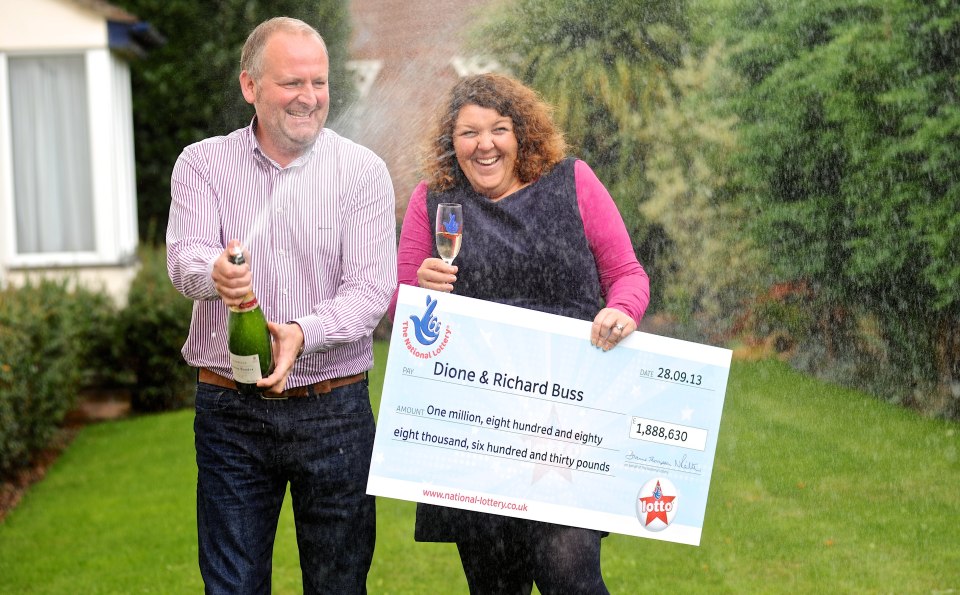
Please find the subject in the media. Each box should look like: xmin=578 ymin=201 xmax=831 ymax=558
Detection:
xmin=227 ymin=247 xmax=273 ymax=395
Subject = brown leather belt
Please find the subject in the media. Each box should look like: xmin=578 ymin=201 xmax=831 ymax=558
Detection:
xmin=198 ymin=367 xmax=366 ymax=399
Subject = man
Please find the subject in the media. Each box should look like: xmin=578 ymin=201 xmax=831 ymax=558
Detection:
xmin=166 ymin=17 xmax=396 ymax=594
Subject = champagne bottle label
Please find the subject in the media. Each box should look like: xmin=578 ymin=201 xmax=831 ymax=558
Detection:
xmin=230 ymin=352 xmax=263 ymax=384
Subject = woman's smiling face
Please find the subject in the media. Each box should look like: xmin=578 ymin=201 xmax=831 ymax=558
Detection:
xmin=452 ymin=104 xmax=522 ymax=200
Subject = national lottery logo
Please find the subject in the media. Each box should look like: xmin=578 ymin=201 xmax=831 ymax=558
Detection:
xmin=636 ymin=477 xmax=678 ymax=532
xmin=402 ymin=295 xmax=453 ymax=359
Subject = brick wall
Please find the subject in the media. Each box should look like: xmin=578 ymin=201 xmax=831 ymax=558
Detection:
xmin=343 ymin=0 xmax=496 ymax=219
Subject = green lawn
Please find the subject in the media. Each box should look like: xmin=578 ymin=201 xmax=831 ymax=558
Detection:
xmin=0 ymin=344 xmax=957 ymax=593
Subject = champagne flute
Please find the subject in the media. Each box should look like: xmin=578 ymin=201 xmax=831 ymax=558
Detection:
xmin=435 ymin=203 xmax=463 ymax=265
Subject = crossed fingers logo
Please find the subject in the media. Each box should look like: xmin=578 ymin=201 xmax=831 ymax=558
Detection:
xmin=410 ymin=295 xmax=442 ymax=346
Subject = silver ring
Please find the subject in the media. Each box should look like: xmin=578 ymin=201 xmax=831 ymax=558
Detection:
xmin=614 ymin=323 xmax=625 ymax=332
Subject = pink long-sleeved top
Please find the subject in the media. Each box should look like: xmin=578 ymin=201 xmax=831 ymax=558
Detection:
xmin=390 ymin=159 xmax=649 ymax=322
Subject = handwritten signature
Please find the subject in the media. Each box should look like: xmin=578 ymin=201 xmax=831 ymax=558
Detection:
xmin=625 ymin=451 xmax=702 ymax=474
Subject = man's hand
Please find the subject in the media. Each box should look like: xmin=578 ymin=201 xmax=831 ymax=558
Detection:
xmin=258 ymin=322 xmax=305 ymax=395
xmin=212 ymin=239 xmax=252 ymax=308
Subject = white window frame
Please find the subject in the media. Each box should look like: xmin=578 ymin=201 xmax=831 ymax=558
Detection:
xmin=450 ymin=55 xmax=503 ymax=77
xmin=345 ymin=59 xmax=383 ymax=99
xmin=0 ymin=48 xmax=138 ymax=270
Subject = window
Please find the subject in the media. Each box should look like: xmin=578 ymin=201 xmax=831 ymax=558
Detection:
xmin=450 ymin=55 xmax=502 ymax=77
xmin=8 ymin=54 xmax=95 ymax=254
xmin=345 ymin=59 xmax=383 ymax=99
xmin=0 ymin=48 xmax=139 ymax=270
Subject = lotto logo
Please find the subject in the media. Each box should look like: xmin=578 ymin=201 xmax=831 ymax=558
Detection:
xmin=636 ymin=477 xmax=678 ymax=532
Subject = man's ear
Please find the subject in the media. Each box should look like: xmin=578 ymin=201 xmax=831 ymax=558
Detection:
xmin=240 ymin=71 xmax=257 ymax=105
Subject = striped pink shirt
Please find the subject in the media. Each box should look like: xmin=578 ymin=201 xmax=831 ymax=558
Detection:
xmin=167 ymin=123 xmax=397 ymax=386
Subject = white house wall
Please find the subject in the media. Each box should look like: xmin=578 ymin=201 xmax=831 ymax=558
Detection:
xmin=0 ymin=54 xmax=10 ymax=289
xmin=111 ymin=53 xmax=138 ymax=262
xmin=0 ymin=0 xmax=140 ymax=304
xmin=0 ymin=0 xmax=108 ymax=51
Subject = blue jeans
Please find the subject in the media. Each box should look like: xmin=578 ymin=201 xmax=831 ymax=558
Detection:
xmin=193 ymin=379 xmax=376 ymax=594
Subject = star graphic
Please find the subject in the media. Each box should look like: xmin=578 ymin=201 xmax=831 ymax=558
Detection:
xmin=530 ymin=405 xmax=574 ymax=484
xmin=638 ymin=483 xmax=676 ymax=526
xmin=531 ymin=459 xmax=573 ymax=483
xmin=479 ymin=327 xmax=494 ymax=347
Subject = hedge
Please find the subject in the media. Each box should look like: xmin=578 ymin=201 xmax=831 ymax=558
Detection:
xmin=0 ymin=244 xmax=195 ymax=479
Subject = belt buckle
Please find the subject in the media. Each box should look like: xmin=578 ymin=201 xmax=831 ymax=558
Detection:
xmin=260 ymin=391 xmax=288 ymax=401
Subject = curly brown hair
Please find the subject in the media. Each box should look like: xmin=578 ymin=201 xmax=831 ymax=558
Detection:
xmin=421 ymin=73 xmax=567 ymax=192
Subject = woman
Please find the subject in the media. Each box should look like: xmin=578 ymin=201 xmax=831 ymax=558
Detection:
xmin=391 ymin=73 xmax=650 ymax=594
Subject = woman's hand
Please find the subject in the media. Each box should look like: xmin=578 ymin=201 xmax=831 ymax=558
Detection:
xmin=417 ymin=258 xmax=458 ymax=292
xmin=591 ymin=307 xmax=637 ymax=351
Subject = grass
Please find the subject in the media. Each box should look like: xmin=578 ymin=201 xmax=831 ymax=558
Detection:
xmin=0 ymin=343 xmax=957 ymax=593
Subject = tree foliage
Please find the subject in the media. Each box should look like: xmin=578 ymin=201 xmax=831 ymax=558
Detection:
xmin=113 ymin=0 xmax=353 ymax=243
xmin=474 ymin=0 xmax=690 ymax=228
xmin=475 ymin=0 xmax=960 ymax=415
xmin=474 ymin=0 xmax=761 ymax=334
xmin=721 ymin=0 xmax=960 ymax=413
xmin=636 ymin=44 xmax=763 ymax=338
xmin=473 ymin=0 xmax=690 ymax=310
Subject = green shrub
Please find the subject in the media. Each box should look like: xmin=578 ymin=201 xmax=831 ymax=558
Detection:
xmin=71 ymin=285 xmax=127 ymax=390
xmin=117 ymin=245 xmax=195 ymax=412
xmin=0 ymin=322 xmax=28 ymax=475
xmin=0 ymin=247 xmax=199 ymax=476
xmin=0 ymin=280 xmax=85 ymax=475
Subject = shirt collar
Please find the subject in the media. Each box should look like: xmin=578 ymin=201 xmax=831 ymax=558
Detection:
xmin=247 ymin=116 xmax=321 ymax=169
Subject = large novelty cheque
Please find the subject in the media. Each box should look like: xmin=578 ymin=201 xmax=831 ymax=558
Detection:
xmin=367 ymin=286 xmax=732 ymax=545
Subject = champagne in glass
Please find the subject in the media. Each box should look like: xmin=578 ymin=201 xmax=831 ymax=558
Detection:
xmin=435 ymin=203 xmax=463 ymax=265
